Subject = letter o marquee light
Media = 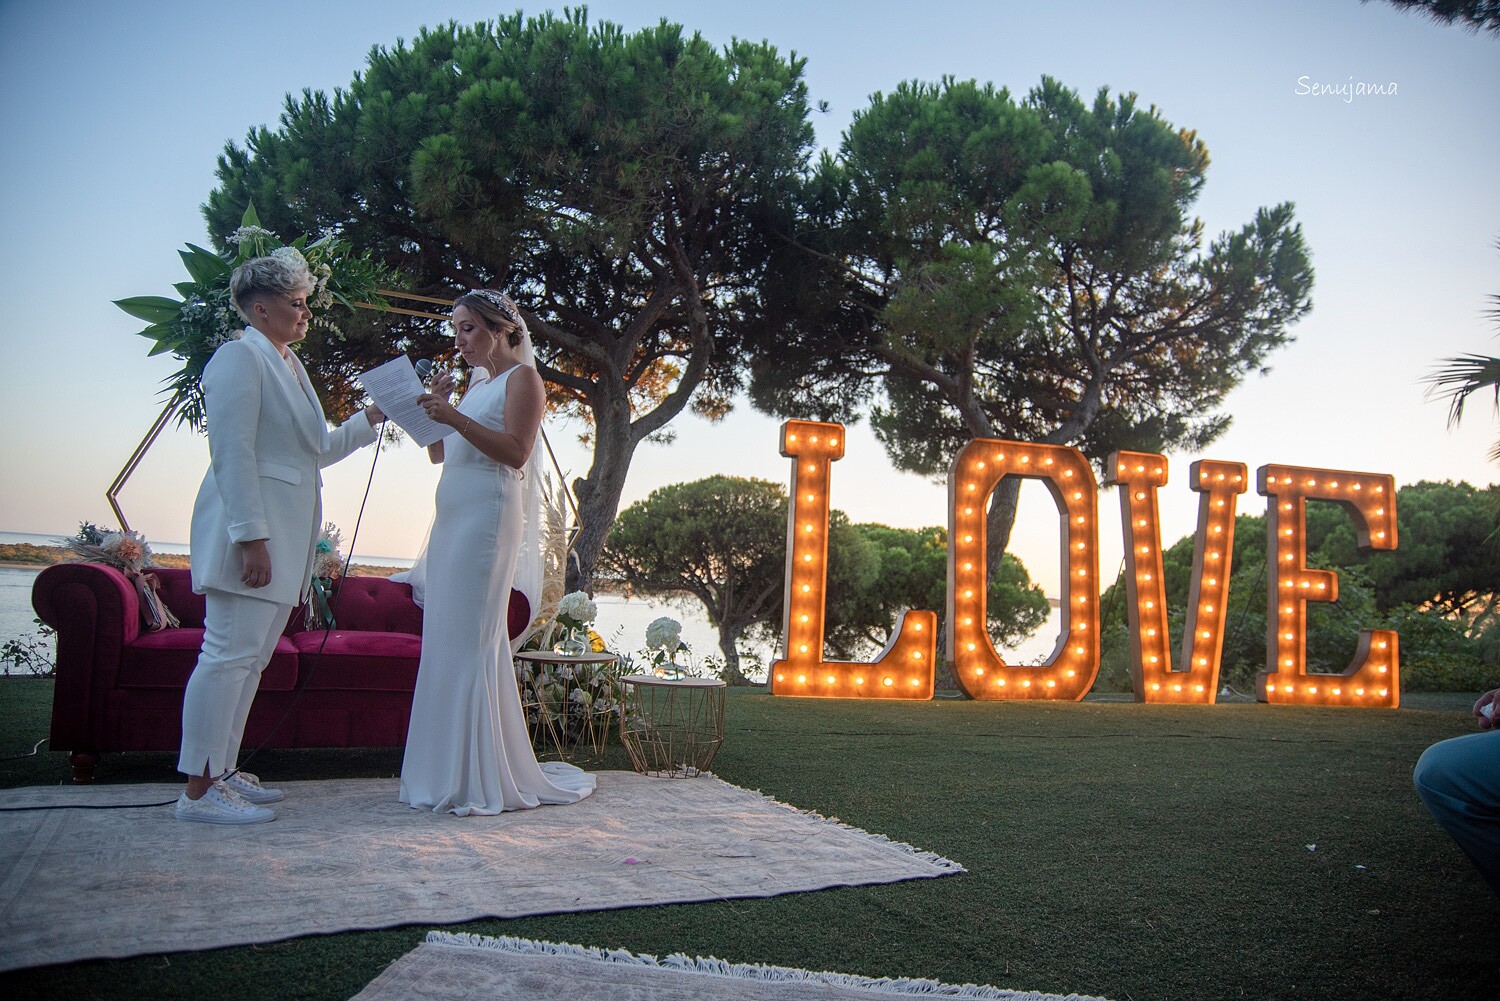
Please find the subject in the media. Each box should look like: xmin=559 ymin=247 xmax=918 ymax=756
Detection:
xmin=948 ymin=438 xmax=1099 ymax=701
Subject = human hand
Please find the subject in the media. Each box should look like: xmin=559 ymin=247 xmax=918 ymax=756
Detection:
xmin=365 ymin=402 xmax=385 ymax=425
xmin=418 ymin=391 xmax=458 ymax=426
xmin=1475 ymin=688 xmax=1499 ymax=731
xmin=431 ymin=370 xmax=457 ymax=397
xmin=240 ymin=539 xmax=272 ymax=589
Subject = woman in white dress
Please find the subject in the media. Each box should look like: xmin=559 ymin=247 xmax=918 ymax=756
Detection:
xmin=399 ymin=289 xmax=595 ymax=815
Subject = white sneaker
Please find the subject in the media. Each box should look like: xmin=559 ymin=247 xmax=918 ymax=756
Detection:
xmin=174 ymin=781 xmax=276 ymax=825
xmin=221 ymin=770 xmax=285 ymax=804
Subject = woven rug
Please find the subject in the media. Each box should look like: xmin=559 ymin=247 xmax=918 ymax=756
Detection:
xmin=354 ymin=933 xmax=1112 ymax=1001
xmin=0 ymin=771 xmax=962 ymax=972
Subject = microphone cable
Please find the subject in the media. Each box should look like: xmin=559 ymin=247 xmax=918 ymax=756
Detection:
xmin=222 ymin=415 xmax=388 ymax=783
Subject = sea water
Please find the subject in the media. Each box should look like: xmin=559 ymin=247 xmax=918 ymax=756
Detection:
xmin=0 ymin=531 xmax=764 ymax=679
xmin=2 ymin=531 xmax=1060 ymax=680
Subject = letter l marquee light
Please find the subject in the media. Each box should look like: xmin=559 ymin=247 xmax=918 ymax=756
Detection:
xmin=770 ymin=420 xmax=936 ymax=699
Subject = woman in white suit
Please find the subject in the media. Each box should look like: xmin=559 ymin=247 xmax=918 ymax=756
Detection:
xmin=174 ymin=252 xmax=383 ymax=825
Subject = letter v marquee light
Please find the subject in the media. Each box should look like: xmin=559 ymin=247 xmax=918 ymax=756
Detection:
xmin=1104 ymin=452 xmax=1249 ymax=703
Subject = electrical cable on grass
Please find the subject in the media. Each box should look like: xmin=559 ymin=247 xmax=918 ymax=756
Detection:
xmin=0 ymin=737 xmax=47 ymax=762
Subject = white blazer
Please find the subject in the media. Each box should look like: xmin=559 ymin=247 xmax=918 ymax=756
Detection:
xmin=189 ymin=328 xmax=377 ymax=606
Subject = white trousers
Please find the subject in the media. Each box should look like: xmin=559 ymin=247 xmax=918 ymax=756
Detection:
xmin=177 ymin=588 xmax=293 ymax=778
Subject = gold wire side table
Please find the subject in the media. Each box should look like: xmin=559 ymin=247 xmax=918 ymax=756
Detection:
xmin=619 ymin=675 xmax=726 ymax=777
xmin=514 ymin=651 xmax=621 ymax=761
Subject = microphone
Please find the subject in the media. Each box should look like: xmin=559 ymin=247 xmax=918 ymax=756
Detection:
xmin=414 ymin=358 xmax=435 ymax=383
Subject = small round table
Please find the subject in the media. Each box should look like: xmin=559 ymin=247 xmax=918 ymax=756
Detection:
xmin=619 ymin=674 xmax=727 ymax=777
xmin=514 ymin=651 xmax=621 ymax=760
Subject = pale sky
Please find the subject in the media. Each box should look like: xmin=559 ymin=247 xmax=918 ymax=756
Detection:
xmin=1 ymin=0 xmax=1496 ymax=598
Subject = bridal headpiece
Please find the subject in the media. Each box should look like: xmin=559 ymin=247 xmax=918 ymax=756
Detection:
xmin=461 ymin=288 xmax=523 ymax=328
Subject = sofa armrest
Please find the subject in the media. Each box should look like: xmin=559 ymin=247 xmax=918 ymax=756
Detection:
xmin=32 ymin=562 xmax=139 ymax=751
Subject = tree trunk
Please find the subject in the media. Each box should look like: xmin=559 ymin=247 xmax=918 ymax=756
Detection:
xmin=553 ymin=280 xmax=713 ymax=595
xmin=715 ymin=621 xmax=754 ymax=686
xmin=566 ymin=389 xmax=637 ymax=595
xmin=985 ymin=477 xmax=1022 ymax=582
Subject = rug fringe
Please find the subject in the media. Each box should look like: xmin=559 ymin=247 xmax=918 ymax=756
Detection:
xmin=422 ymin=932 xmax=1108 ymax=1000
xmin=720 ymin=775 xmax=967 ymax=874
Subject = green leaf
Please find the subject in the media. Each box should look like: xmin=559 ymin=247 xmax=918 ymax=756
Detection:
xmin=146 ymin=339 xmax=177 ymax=357
xmin=179 ymin=244 xmax=231 ymax=284
xmin=135 ymin=321 xmax=176 ymax=341
xmin=172 ymin=282 xmax=198 ymax=298
xmin=114 ymin=296 xmax=183 ymax=323
xmin=240 ymin=202 xmax=260 ymax=228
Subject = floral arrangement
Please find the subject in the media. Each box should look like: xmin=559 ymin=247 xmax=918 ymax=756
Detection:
xmin=645 ymin=615 xmax=682 ymax=653
xmin=516 ymin=656 xmax=623 ymax=755
xmin=115 ymin=203 xmax=396 ymax=431
xmin=65 ymin=529 xmax=154 ymax=573
xmin=306 ymin=522 xmax=345 ymax=630
xmin=546 ymin=590 xmax=599 ymax=655
xmin=641 ymin=616 xmax=686 ymax=678
xmin=513 ymin=588 xmax=620 ymax=754
xmin=615 ymin=616 xmax=730 ymax=681
xmin=64 ymin=522 xmax=178 ymax=631
xmin=312 ymin=522 xmax=345 ymax=581
xmin=556 ymin=591 xmax=598 ymax=630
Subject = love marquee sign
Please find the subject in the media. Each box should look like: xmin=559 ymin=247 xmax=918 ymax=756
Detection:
xmin=770 ymin=420 xmax=1399 ymax=709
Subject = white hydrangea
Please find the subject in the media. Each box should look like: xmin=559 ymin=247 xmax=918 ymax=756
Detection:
xmin=228 ymin=224 xmax=274 ymax=246
xmin=557 ymin=590 xmax=597 ymax=625
xmin=645 ymin=616 xmax=682 ymax=652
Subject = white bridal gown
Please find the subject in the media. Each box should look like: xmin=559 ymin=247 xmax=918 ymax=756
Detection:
xmin=399 ymin=365 xmax=596 ymax=815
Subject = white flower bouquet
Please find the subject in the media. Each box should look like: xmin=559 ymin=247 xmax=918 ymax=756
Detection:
xmin=641 ymin=616 xmax=687 ymax=678
xmin=547 ymin=590 xmax=598 ymax=656
xmin=556 ymin=591 xmax=598 ymax=630
xmin=645 ymin=616 xmax=682 ymax=653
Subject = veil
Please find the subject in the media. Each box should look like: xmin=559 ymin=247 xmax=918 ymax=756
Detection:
xmin=392 ymin=297 xmax=546 ymax=653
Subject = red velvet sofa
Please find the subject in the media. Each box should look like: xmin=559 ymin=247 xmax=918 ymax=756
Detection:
xmin=33 ymin=563 xmax=432 ymax=783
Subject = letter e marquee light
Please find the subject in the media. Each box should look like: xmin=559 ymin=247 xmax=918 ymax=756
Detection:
xmin=1257 ymin=465 xmax=1399 ymax=708
xmin=771 ymin=421 xmax=936 ymax=699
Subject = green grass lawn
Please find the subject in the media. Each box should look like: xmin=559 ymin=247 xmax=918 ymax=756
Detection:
xmin=1 ymin=680 xmax=1495 ymax=1001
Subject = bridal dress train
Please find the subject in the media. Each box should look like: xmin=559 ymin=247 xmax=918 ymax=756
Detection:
xmin=399 ymin=364 xmax=596 ymax=815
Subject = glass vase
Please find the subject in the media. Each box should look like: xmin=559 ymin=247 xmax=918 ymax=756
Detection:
xmin=554 ymin=629 xmax=588 ymax=657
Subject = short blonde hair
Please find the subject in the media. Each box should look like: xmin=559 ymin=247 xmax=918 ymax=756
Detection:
xmin=230 ymin=250 xmax=314 ymax=323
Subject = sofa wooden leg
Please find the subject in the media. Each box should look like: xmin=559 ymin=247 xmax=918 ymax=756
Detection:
xmin=69 ymin=751 xmax=99 ymax=784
